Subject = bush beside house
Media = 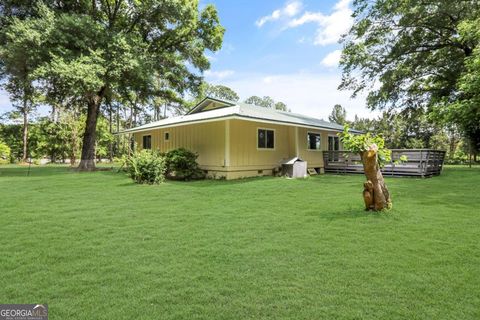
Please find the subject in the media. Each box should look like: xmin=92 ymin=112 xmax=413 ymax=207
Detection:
xmin=164 ymin=148 xmax=206 ymax=181
xmin=124 ymin=148 xmax=205 ymax=184
xmin=124 ymin=150 xmax=167 ymax=184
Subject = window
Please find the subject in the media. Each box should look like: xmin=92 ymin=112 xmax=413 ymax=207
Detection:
xmin=142 ymin=135 xmax=151 ymax=149
xmin=307 ymin=132 xmax=321 ymax=150
xmin=258 ymin=129 xmax=274 ymax=149
xmin=328 ymin=136 xmax=339 ymax=151
xmin=164 ymin=132 xmax=170 ymax=141
xmin=328 ymin=136 xmax=340 ymax=161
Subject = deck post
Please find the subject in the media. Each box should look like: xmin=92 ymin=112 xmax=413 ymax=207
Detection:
xmin=425 ymin=150 xmax=431 ymax=177
xmin=420 ymin=150 xmax=424 ymax=178
xmin=391 ymin=151 xmax=395 ymax=176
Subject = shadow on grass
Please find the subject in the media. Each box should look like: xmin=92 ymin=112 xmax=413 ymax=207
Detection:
xmin=0 ymin=165 xmax=68 ymax=177
xmin=304 ymin=206 xmax=400 ymax=222
xmin=0 ymin=164 xmax=119 ymax=178
xmin=114 ymin=175 xmax=279 ymax=188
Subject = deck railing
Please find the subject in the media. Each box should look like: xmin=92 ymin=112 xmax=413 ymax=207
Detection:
xmin=323 ymin=149 xmax=446 ymax=177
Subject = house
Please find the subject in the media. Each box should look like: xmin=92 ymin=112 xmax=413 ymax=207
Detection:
xmin=123 ymin=97 xmax=356 ymax=179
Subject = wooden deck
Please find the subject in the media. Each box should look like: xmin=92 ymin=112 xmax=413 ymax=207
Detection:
xmin=323 ymin=149 xmax=446 ymax=177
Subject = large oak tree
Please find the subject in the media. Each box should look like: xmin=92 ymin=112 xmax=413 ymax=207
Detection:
xmin=340 ymin=0 xmax=480 ymax=153
xmin=1 ymin=0 xmax=224 ymax=170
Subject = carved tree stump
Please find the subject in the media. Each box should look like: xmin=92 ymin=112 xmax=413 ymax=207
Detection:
xmin=360 ymin=149 xmax=391 ymax=211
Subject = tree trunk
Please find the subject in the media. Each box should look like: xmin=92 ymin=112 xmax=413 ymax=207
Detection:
xmin=108 ymin=100 xmax=113 ymax=162
xmin=361 ymin=150 xmax=392 ymax=211
xmin=22 ymin=107 xmax=28 ymax=163
xmin=116 ymin=104 xmax=120 ymax=156
xmin=78 ymin=89 xmax=105 ymax=171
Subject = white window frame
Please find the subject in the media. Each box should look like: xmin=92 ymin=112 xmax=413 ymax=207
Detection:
xmin=307 ymin=131 xmax=322 ymax=151
xmin=328 ymin=134 xmax=341 ymax=151
xmin=257 ymin=127 xmax=276 ymax=150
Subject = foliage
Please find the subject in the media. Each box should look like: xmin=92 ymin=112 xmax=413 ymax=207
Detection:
xmin=35 ymin=117 xmax=66 ymax=161
xmin=244 ymin=96 xmax=290 ymax=111
xmin=340 ymin=0 xmax=479 ymax=109
xmin=0 ymin=139 xmax=10 ymax=163
xmin=0 ymin=119 xmax=44 ymax=161
xmin=339 ymin=125 xmax=392 ymax=166
xmin=0 ymin=4 xmax=49 ymax=161
xmin=0 ymin=111 xmax=113 ymax=164
xmin=0 ymin=1 xmax=225 ymax=169
xmin=0 ymin=122 xmax=23 ymax=161
xmin=434 ymin=18 xmax=480 ymax=156
xmin=203 ymin=84 xmax=239 ymax=102
xmin=274 ymin=101 xmax=288 ymax=112
xmin=328 ymin=104 xmax=347 ymax=125
xmin=123 ymin=150 xmax=166 ymax=185
xmin=164 ymin=148 xmax=205 ymax=180
xmin=244 ymin=95 xmax=264 ymax=107
xmin=346 ymin=108 xmax=464 ymax=159
xmin=95 ymin=116 xmax=114 ymax=160
xmin=340 ymin=0 xmax=480 ymax=159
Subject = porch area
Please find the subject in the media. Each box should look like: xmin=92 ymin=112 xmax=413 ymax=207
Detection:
xmin=322 ymin=149 xmax=446 ymax=177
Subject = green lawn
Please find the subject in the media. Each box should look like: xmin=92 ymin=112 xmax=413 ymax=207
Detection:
xmin=0 ymin=165 xmax=479 ymax=319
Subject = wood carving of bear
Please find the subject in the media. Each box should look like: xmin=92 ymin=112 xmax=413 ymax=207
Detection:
xmin=363 ymin=180 xmax=374 ymax=211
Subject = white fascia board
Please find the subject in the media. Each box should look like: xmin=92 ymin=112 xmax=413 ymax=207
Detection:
xmin=117 ymin=115 xmax=347 ymax=135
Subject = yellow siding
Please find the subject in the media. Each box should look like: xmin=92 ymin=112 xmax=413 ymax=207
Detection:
xmin=228 ymin=119 xmax=292 ymax=169
xmin=297 ymin=127 xmax=324 ymax=167
xmin=134 ymin=121 xmax=225 ymax=168
xmin=133 ymin=118 xmax=342 ymax=179
xmin=296 ymin=128 xmax=342 ymax=168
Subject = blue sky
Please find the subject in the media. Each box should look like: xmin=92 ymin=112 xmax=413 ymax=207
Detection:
xmin=200 ymin=0 xmax=375 ymax=120
xmin=0 ymin=0 xmax=374 ymax=120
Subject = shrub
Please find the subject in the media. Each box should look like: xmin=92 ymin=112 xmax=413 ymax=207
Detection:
xmin=124 ymin=150 xmax=166 ymax=184
xmin=0 ymin=140 xmax=11 ymax=164
xmin=164 ymin=148 xmax=205 ymax=180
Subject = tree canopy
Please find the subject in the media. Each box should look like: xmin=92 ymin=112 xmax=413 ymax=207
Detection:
xmin=203 ymin=84 xmax=239 ymax=102
xmin=0 ymin=0 xmax=225 ymax=170
xmin=328 ymin=104 xmax=347 ymax=125
xmin=244 ymin=95 xmax=290 ymax=111
xmin=340 ymin=0 xmax=480 ymax=158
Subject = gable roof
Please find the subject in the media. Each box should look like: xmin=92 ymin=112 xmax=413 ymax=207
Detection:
xmin=121 ymin=97 xmax=359 ymax=134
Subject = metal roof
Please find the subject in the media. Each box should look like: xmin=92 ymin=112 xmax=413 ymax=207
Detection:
xmin=121 ymin=97 xmax=358 ymax=133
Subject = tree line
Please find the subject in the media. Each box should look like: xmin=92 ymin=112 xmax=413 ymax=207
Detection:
xmin=0 ymin=1 xmax=225 ymax=170
xmin=338 ymin=0 xmax=480 ymax=164
xmin=328 ymin=104 xmax=472 ymax=163
xmin=0 ymin=2 xmax=292 ymax=167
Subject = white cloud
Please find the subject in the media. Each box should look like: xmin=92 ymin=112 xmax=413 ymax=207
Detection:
xmin=0 ymin=89 xmax=12 ymax=113
xmin=321 ymin=50 xmax=342 ymax=67
xmin=205 ymin=54 xmax=217 ymax=62
xmin=288 ymin=12 xmax=323 ymax=27
xmin=204 ymin=70 xmax=235 ymax=82
xmin=222 ymin=72 xmax=378 ymax=120
xmin=287 ymin=0 xmax=353 ymax=46
xmin=256 ymin=1 xmax=302 ymax=27
xmin=284 ymin=1 xmax=302 ymax=16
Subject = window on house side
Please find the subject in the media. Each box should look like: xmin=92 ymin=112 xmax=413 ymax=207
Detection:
xmin=165 ymin=132 xmax=170 ymax=141
xmin=307 ymin=132 xmax=321 ymax=150
xmin=143 ymin=135 xmax=152 ymax=149
xmin=258 ymin=129 xmax=274 ymax=149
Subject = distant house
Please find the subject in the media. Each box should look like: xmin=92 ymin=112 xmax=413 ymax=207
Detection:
xmin=123 ymin=97 xmax=355 ymax=179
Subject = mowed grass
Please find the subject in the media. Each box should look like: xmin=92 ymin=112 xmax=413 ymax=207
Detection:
xmin=0 ymin=165 xmax=479 ymax=320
